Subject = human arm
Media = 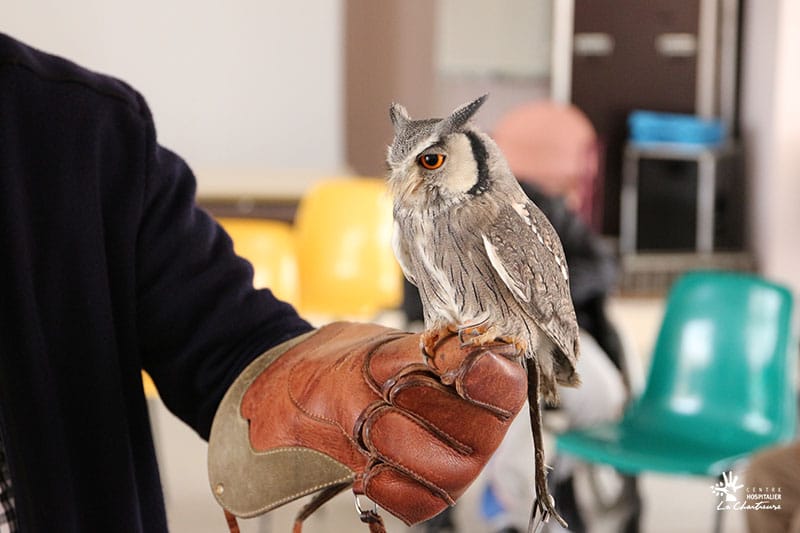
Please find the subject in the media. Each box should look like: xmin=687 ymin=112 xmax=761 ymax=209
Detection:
xmin=134 ymin=118 xmax=312 ymax=438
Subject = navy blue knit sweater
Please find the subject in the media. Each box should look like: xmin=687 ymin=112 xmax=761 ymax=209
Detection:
xmin=0 ymin=33 xmax=313 ymax=531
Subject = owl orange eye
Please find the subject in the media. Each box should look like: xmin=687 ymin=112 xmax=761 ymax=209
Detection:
xmin=418 ymin=153 xmax=446 ymax=170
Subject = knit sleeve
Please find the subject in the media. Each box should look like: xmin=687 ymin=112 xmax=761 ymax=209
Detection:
xmin=134 ymin=116 xmax=312 ymax=439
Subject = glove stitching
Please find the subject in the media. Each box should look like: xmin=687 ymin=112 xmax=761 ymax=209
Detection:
xmin=364 ymin=482 xmax=448 ymax=527
xmin=374 ymin=460 xmax=453 ymax=505
xmin=397 ymin=400 xmax=473 ymax=455
xmin=421 ymin=421 xmax=473 ymax=456
xmin=363 ymin=332 xmax=412 ymax=397
xmin=366 ymin=409 xmax=460 ymax=503
xmin=457 ymin=352 xmax=515 ymax=419
xmin=287 ymin=362 xmax=372 ymax=460
xmin=233 ymin=447 xmax=355 ymax=515
xmin=459 ymin=390 xmax=512 ymax=419
xmin=370 ymin=449 xmax=456 ymax=507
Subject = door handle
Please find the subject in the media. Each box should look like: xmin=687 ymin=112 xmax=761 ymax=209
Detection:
xmin=573 ymin=33 xmax=615 ymax=57
xmin=655 ymin=33 xmax=697 ymax=57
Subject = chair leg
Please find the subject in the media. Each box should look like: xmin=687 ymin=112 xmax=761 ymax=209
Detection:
xmin=712 ymin=498 xmax=724 ymax=533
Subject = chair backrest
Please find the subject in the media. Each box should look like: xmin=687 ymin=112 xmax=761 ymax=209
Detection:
xmin=627 ymin=270 xmax=796 ymax=450
xmin=293 ymin=177 xmax=402 ymax=318
xmin=216 ymin=217 xmax=300 ymax=307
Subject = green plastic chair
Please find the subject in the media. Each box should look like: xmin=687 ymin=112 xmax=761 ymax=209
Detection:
xmin=557 ymin=270 xmax=796 ymax=478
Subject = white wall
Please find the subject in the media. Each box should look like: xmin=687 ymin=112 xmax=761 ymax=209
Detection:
xmin=2 ymin=0 xmax=344 ymax=196
xmin=435 ymin=0 xmax=552 ymax=78
xmin=740 ymin=0 xmax=800 ymax=294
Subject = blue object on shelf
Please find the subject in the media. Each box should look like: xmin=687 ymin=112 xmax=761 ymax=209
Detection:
xmin=629 ymin=110 xmax=725 ymax=146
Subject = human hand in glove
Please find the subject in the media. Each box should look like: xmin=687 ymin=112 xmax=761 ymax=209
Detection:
xmin=208 ymin=322 xmax=527 ymax=531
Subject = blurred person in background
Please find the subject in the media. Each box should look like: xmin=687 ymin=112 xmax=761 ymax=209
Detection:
xmin=745 ymin=440 xmax=800 ymax=533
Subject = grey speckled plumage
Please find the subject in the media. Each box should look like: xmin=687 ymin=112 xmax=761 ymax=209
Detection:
xmin=386 ymin=95 xmax=581 ymax=528
xmin=387 ymin=94 xmax=580 ymax=401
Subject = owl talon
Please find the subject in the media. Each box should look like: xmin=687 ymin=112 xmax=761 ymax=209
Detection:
xmin=421 ymin=325 xmax=459 ymax=358
xmin=457 ymin=316 xmax=491 ymax=346
xmin=457 ymin=325 xmax=527 ymax=359
xmin=496 ymin=336 xmax=527 ymax=358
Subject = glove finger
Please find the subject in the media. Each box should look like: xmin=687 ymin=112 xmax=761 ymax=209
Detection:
xmin=365 ymin=333 xmax=427 ymax=391
xmin=386 ymin=373 xmax=512 ymax=455
xmin=363 ymin=463 xmax=450 ymax=526
xmin=449 ymin=348 xmax=527 ymax=416
xmin=360 ymin=405 xmax=485 ymax=502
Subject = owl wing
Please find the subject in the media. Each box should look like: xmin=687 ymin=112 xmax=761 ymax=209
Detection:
xmin=481 ymin=200 xmax=579 ymax=366
xmin=392 ymin=220 xmax=417 ymax=286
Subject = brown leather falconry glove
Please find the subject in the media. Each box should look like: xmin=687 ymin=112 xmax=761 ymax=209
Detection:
xmin=208 ymin=322 xmax=527 ymax=531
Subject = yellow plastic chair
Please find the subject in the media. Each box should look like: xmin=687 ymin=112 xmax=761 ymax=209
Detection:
xmin=216 ymin=217 xmax=300 ymax=307
xmin=142 ymin=371 xmax=158 ymax=398
xmin=294 ymin=177 xmax=402 ymax=318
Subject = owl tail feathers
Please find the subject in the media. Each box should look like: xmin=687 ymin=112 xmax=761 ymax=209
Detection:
xmin=553 ymin=341 xmax=581 ymax=388
xmin=530 ymin=351 xmax=578 ymax=407
xmin=539 ymin=372 xmax=561 ymax=407
xmin=530 ymin=334 xmax=580 ymax=405
xmin=526 ymin=362 xmax=568 ymax=530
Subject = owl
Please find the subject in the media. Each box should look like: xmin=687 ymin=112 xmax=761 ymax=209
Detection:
xmin=386 ymin=94 xmax=581 ymax=527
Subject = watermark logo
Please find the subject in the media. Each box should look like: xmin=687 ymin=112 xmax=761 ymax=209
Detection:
xmin=711 ymin=471 xmax=743 ymax=502
xmin=711 ymin=471 xmax=782 ymax=512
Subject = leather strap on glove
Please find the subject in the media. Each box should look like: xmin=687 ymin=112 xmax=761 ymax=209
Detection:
xmin=208 ymin=322 xmax=527 ymax=531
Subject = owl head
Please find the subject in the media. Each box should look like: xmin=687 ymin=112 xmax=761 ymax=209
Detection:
xmin=386 ymin=94 xmax=512 ymax=211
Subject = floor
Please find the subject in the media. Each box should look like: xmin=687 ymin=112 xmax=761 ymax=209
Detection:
xmin=152 ymin=296 xmax=749 ymax=533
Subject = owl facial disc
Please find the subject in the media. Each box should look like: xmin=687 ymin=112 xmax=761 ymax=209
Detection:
xmin=386 ymin=95 xmax=490 ymax=209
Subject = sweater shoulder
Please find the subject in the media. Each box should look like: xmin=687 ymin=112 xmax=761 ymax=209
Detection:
xmin=0 ymin=32 xmax=149 ymax=120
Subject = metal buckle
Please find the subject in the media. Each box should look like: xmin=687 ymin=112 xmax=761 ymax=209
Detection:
xmin=354 ymin=494 xmax=380 ymax=524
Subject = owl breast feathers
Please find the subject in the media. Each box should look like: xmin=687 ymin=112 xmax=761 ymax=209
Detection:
xmin=386 ymin=95 xmax=580 ymax=404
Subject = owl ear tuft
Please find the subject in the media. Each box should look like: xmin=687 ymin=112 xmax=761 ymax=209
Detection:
xmin=389 ymin=103 xmax=411 ymax=134
xmin=439 ymin=94 xmax=488 ymax=135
